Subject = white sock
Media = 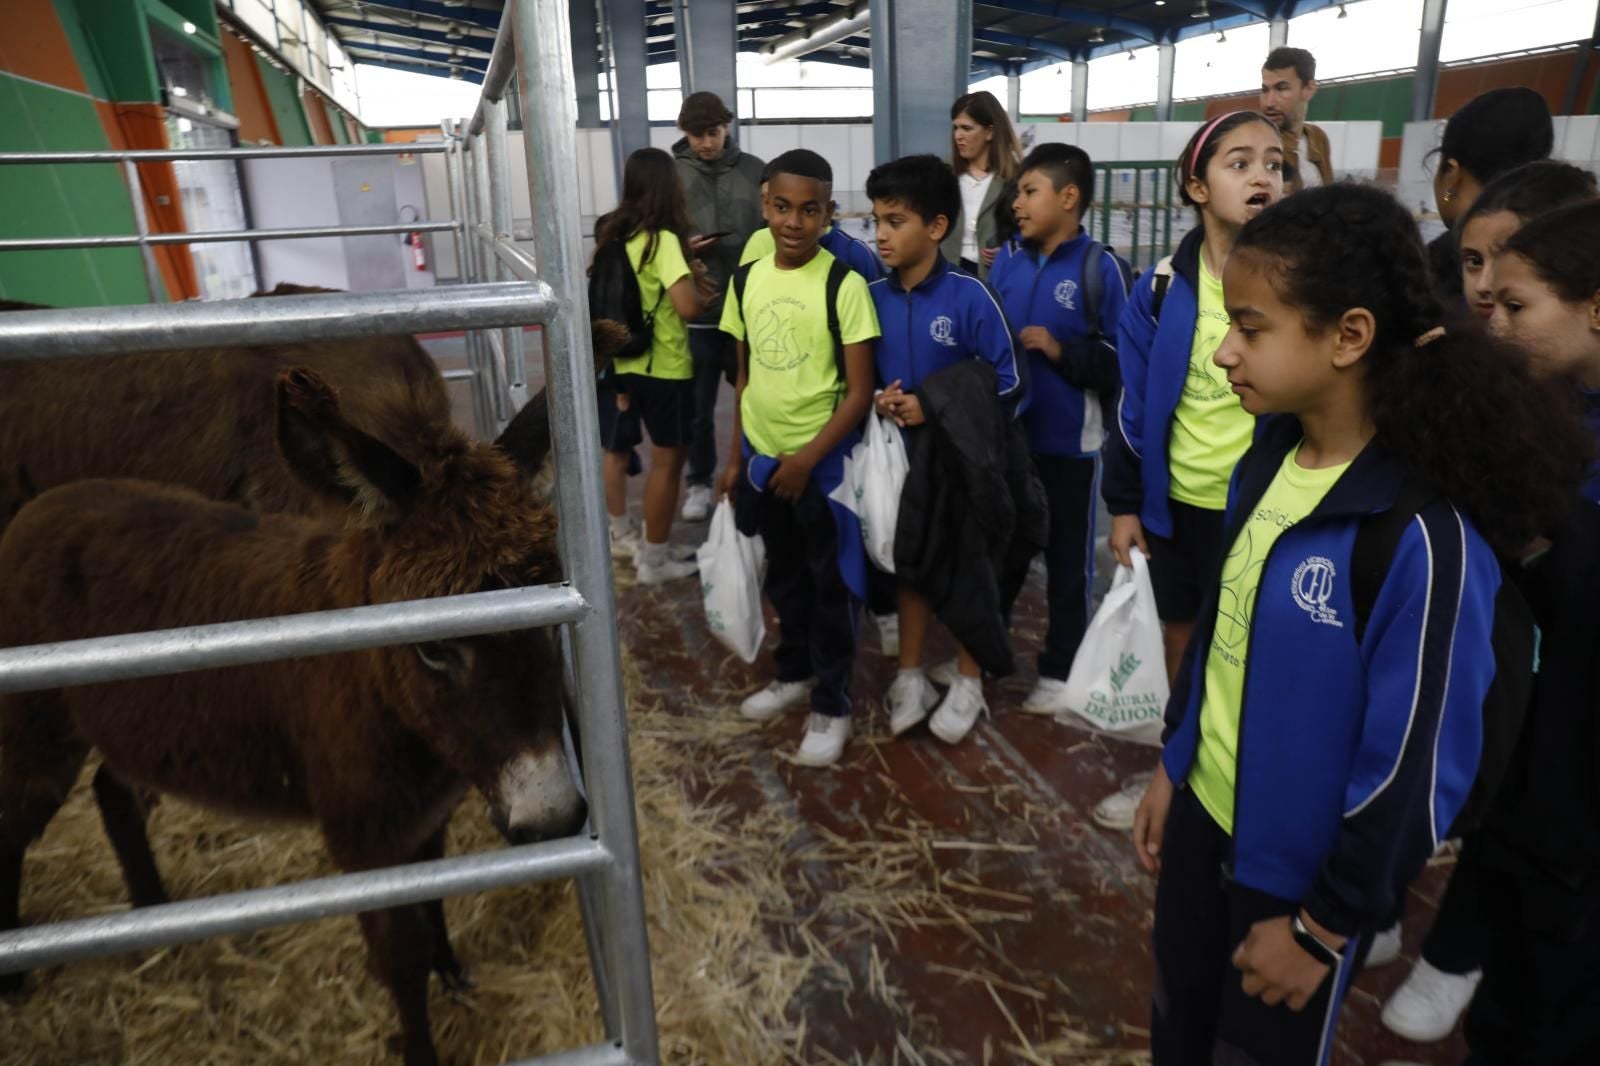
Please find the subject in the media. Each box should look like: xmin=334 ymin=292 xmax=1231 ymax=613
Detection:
xmin=639 ymin=540 xmax=668 ymax=567
xmin=608 ymin=514 xmax=632 ymax=539
xmin=896 ymin=667 xmax=925 ymax=682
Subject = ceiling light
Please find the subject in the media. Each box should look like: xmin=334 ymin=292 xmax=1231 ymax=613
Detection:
xmin=1338 ymin=3 xmax=1348 ymax=16
xmin=182 ymin=20 xmax=197 ymax=33
xmin=446 ymin=22 xmax=462 ymax=38
xmin=1128 ymin=50 xmax=1137 ymax=60
xmin=1155 ymin=1 xmax=1166 ymax=5
xmin=1191 ymin=0 xmax=1211 ymax=18
xmin=1089 ymin=26 xmax=1106 ymax=43
xmin=1217 ymin=30 xmax=1226 ymax=42
xmin=171 ymin=85 xmax=188 ymax=97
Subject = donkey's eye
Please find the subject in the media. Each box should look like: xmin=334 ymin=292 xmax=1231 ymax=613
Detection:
xmin=416 ymin=641 xmax=453 ymax=672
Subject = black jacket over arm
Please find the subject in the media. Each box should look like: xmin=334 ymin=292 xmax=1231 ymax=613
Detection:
xmin=894 ymin=359 xmax=1049 ymax=677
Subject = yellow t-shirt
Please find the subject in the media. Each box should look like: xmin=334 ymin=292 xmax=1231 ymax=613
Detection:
xmin=612 ymin=229 xmax=692 ymax=381
xmin=1167 ymin=253 xmax=1255 ymax=510
xmin=718 ymin=247 xmax=880 ymax=457
xmin=1190 ymin=445 xmax=1351 ymax=833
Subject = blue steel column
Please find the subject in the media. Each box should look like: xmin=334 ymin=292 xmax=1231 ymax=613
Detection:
xmin=1269 ymin=17 xmax=1288 ymax=49
xmin=1411 ymin=0 xmax=1448 ymax=122
xmin=512 ymin=0 xmax=660 ymax=1060
xmin=570 ymin=0 xmax=603 ymax=127
xmin=869 ymin=0 xmax=973 ymax=162
xmin=1071 ymin=57 xmax=1088 ymax=122
xmin=676 ymin=0 xmax=738 ymax=124
xmin=604 ymin=0 xmax=650 ymax=157
xmin=1155 ymin=41 xmax=1175 ymax=122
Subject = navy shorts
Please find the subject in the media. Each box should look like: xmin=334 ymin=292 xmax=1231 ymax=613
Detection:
xmin=598 ymin=373 xmax=694 ymax=452
xmin=1146 ymin=497 xmax=1228 ymax=624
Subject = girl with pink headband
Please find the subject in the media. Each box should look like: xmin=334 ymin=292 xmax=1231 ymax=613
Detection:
xmin=1093 ymin=111 xmax=1283 ymax=833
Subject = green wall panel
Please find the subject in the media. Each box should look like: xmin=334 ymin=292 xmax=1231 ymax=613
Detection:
xmin=256 ymin=53 xmax=311 ymax=145
xmin=325 ymin=99 xmax=349 ymax=144
xmin=60 ymin=0 xmax=161 ymax=103
xmin=0 ymin=74 xmax=151 ymax=306
xmin=1309 ymin=76 xmax=1414 ymax=137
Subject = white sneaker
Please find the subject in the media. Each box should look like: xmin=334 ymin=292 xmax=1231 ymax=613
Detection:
xmin=681 ymin=484 xmax=713 ymax=522
xmin=1021 ymin=676 xmax=1073 ymax=716
xmin=928 ymin=677 xmax=987 ymax=744
xmin=739 ymin=679 xmax=813 ymax=722
xmin=886 ymin=670 xmax=938 ymax=736
xmin=635 ymin=556 xmax=699 ymax=585
xmin=875 ymin=613 xmax=900 ymax=658
xmin=1381 ymin=958 xmax=1482 ymax=1043
xmin=610 ymin=524 xmax=642 ymax=562
xmin=927 ymin=657 xmax=960 ymax=687
xmin=1092 ymin=770 xmax=1156 ymax=831
xmin=1366 ymin=922 xmax=1403 ymax=968
xmin=794 ymin=712 xmax=851 ymax=767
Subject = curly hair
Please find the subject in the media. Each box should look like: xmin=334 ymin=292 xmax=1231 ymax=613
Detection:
xmin=1502 ymin=199 xmax=1600 ymax=304
xmin=595 ymin=148 xmax=693 ymax=266
xmin=1233 ymin=183 xmax=1591 ymax=553
xmin=1458 ymin=160 xmax=1598 ymax=232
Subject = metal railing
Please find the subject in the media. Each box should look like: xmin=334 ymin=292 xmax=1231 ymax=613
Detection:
xmin=0 ymin=1 xmax=658 ymax=1062
xmin=1090 ymin=159 xmax=1191 ymax=273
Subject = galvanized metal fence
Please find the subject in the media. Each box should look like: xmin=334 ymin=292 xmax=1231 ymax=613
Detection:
xmin=1091 ymin=160 xmax=1192 ymax=273
xmin=0 ymin=1 xmax=658 ymax=1063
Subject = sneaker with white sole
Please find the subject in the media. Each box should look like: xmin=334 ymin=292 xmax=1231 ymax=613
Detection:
xmin=680 ymin=484 xmax=713 ymax=522
xmin=636 ymin=556 xmax=700 ymax=585
xmin=1366 ymin=922 xmax=1403 ymax=968
xmin=1380 ymin=959 xmax=1482 ymax=1043
xmin=875 ymin=613 xmax=900 ymax=658
xmin=739 ymin=679 xmax=813 ymax=722
xmin=928 ymin=677 xmax=987 ymax=744
xmin=886 ymin=670 xmax=939 ymax=736
xmin=927 ymin=657 xmax=960 ymax=687
xmin=610 ymin=525 xmax=642 ymax=562
xmin=1021 ymin=676 xmax=1073 ymax=715
xmin=1092 ymin=770 xmax=1156 ymax=831
xmin=794 ymin=712 xmax=851 ymax=766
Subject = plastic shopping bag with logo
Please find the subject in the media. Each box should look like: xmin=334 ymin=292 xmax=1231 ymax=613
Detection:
xmin=852 ymin=407 xmax=909 ymax=573
xmin=1060 ymin=551 xmax=1168 ymax=746
xmin=697 ymin=499 xmax=766 ymax=663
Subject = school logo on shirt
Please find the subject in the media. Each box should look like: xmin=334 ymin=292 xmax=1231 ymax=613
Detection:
xmin=750 ymin=297 xmax=811 ymax=371
xmin=1054 ymin=279 xmax=1078 ymax=310
xmin=929 ymin=315 xmax=957 ymax=347
xmin=1291 ymin=556 xmax=1344 ymax=628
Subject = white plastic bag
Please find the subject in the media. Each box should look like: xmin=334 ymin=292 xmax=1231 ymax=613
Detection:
xmin=1060 ymin=551 xmax=1168 ymax=746
xmin=853 ymin=408 xmax=909 ymax=573
xmin=697 ymin=499 xmax=766 ymax=663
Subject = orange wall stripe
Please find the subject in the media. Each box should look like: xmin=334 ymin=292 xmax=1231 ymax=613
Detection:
xmin=95 ymin=100 xmax=200 ymax=301
xmin=0 ymin=0 xmax=90 ymax=96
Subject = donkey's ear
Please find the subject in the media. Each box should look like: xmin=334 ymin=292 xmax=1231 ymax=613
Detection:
xmin=492 ymin=322 xmax=621 ymax=488
xmin=276 ymin=368 xmax=420 ymax=523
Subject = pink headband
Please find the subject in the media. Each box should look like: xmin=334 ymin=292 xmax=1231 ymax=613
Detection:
xmin=1189 ymin=110 xmax=1256 ymax=175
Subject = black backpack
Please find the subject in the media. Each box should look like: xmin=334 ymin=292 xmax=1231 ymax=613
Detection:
xmin=731 ymin=256 xmax=850 ymax=392
xmin=1081 ymin=240 xmax=1135 ymax=338
xmin=588 ymin=236 xmax=665 ymax=366
xmin=1350 ymin=481 xmax=1537 ymax=839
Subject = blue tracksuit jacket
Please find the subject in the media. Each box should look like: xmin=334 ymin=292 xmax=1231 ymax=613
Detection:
xmin=1164 ymin=417 xmax=1496 ymax=945
xmin=1103 ymin=227 xmax=1225 ymax=538
xmin=821 ymin=225 xmax=886 ymax=284
xmin=868 ymin=254 xmax=1022 ymax=414
xmin=988 ymin=228 xmax=1127 ymax=457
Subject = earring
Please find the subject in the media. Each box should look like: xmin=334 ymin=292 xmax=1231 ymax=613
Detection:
xmin=1442 ymin=188 xmax=1455 ymax=204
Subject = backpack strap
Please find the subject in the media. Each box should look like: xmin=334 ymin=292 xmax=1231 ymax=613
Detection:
xmin=731 ymin=260 xmax=756 ymax=379
xmin=1350 ymin=479 xmax=1438 ymax=642
xmin=1148 ymin=254 xmax=1176 ymax=323
xmin=1082 ymin=241 xmax=1105 ymax=338
xmin=825 ymin=256 xmax=849 ymax=384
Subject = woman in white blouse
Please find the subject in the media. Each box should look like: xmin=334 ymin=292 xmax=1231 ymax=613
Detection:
xmin=940 ymin=90 xmax=1022 ymax=281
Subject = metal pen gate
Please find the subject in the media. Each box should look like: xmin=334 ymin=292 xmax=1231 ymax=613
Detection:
xmin=0 ymin=1 xmax=659 ymax=1063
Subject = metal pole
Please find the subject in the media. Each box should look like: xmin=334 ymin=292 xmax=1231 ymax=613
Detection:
xmin=0 ymin=143 xmax=449 ymax=164
xmin=0 ymin=282 xmax=554 ymax=359
xmin=0 ymin=220 xmax=458 ymax=252
xmin=1412 ymin=0 xmax=1449 ymax=122
xmin=120 ymin=160 xmax=167 ymax=303
xmin=512 ymin=2 xmax=659 ymax=1061
xmin=443 ymin=121 xmax=468 ymax=286
xmin=484 ymin=98 xmax=530 ymax=409
xmin=475 ymin=121 xmax=513 ymax=428
xmin=1155 ymin=41 xmax=1176 ymax=123
xmin=1071 ymin=58 xmax=1088 ymax=123
xmin=461 ymin=138 xmax=494 ymax=437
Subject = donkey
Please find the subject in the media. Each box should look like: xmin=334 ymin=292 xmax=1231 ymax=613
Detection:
xmin=0 ymin=367 xmax=586 ymax=1066
xmin=0 ymin=292 xmax=626 ymax=535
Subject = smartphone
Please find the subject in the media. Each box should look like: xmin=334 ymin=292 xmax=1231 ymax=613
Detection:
xmin=697 ymin=231 xmax=732 ymax=242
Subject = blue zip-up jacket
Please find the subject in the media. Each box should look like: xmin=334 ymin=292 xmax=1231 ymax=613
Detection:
xmin=1103 ymin=226 xmax=1219 ymax=537
xmin=822 ymin=225 xmax=886 ymax=283
xmin=868 ymin=253 xmax=1023 ymax=415
xmin=1163 ymin=417 xmax=1497 ymax=943
xmin=988 ymin=228 xmax=1127 ymax=457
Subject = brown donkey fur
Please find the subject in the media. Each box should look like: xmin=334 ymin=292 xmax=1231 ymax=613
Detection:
xmin=0 ymin=291 xmax=629 ymax=538
xmin=0 ymin=368 xmax=585 ymax=1066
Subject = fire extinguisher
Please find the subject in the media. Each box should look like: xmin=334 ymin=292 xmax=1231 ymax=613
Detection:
xmin=400 ymin=204 xmax=426 ymax=271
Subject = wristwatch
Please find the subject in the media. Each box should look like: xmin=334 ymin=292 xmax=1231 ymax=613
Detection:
xmin=1291 ymin=914 xmax=1343 ymax=967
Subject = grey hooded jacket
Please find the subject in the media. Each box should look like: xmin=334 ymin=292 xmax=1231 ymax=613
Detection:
xmin=673 ymin=136 xmax=766 ymax=324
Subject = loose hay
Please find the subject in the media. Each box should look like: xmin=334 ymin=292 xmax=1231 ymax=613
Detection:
xmin=1 ymin=650 xmax=1133 ymax=1065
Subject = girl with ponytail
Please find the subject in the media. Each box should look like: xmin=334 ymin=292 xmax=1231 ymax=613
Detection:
xmin=1131 ymin=182 xmax=1588 ymax=1064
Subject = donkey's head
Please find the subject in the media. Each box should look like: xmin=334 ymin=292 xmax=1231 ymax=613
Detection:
xmin=276 ymin=368 xmax=584 ymax=842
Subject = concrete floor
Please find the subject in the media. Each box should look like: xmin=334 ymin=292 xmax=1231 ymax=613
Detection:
xmin=422 ymin=330 xmax=1468 ymax=1065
